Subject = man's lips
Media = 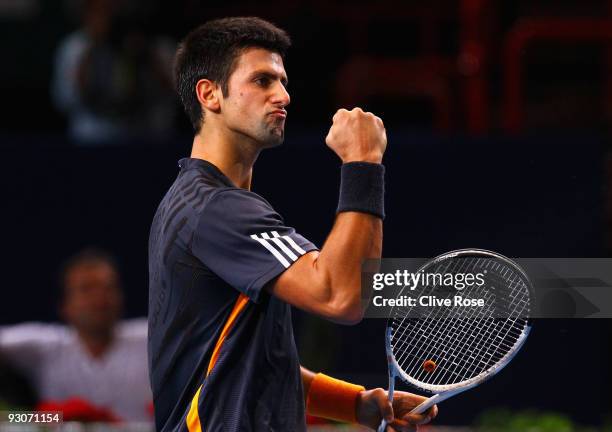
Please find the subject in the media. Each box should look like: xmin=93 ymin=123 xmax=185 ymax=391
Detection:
xmin=269 ymin=110 xmax=287 ymax=119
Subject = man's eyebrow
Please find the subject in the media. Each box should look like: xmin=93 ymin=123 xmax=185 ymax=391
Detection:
xmin=250 ymin=70 xmax=288 ymax=86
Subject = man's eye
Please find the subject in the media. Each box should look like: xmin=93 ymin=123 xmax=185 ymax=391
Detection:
xmin=255 ymin=77 xmax=270 ymax=87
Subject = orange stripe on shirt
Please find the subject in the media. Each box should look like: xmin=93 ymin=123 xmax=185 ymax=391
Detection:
xmin=206 ymin=293 xmax=250 ymax=376
xmin=186 ymin=293 xmax=250 ymax=432
xmin=186 ymin=385 xmax=203 ymax=432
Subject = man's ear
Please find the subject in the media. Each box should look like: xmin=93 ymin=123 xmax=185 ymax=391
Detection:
xmin=195 ymin=79 xmax=221 ymax=113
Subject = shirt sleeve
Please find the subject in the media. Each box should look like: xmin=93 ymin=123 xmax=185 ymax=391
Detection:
xmin=0 ymin=323 xmax=65 ymax=376
xmin=116 ymin=318 xmax=148 ymax=340
xmin=192 ymin=189 xmax=318 ymax=302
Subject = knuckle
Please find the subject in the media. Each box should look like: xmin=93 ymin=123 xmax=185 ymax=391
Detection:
xmin=365 ymin=112 xmax=377 ymax=122
xmin=333 ymin=109 xmax=347 ymax=120
xmin=373 ymin=387 xmax=386 ymax=399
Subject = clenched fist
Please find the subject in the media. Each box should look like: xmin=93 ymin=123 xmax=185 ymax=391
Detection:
xmin=325 ymin=107 xmax=387 ymax=164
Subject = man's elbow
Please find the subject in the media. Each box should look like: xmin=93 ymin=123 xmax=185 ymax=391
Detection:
xmin=339 ymin=307 xmax=364 ymax=325
xmin=328 ymin=297 xmax=364 ymax=325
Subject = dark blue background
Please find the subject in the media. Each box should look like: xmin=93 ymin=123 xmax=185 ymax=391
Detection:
xmin=1 ymin=129 xmax=609 ymax=425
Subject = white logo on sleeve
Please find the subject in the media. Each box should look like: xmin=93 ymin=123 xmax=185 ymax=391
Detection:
xmin=250 ymin=231 xmax=307 ymax=268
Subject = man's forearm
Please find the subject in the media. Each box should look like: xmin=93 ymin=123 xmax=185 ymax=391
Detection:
xmin=267 ymin=108 xmax=386 ymax=323
xmin=313 ymin=212 xmax=382 ymax=318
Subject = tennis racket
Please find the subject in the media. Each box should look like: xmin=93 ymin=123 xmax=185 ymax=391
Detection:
xmin=377 ymin=249 xmax=532 ymax=432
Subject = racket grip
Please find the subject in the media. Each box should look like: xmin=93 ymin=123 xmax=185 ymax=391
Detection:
xmin=377 ymin=420 xmax=387 ymax=432
xmin=378 ymin=328 xmax=395 ymax=432
xmin=409 ymin=393 xmax=441 ymax=415
xmin=377 ymin=361 xmax=395 ymax=432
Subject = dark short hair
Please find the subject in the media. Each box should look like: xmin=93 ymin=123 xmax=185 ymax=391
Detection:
xmin=174 ymin=17 xmax=291 ymax=133
xmin=58 ymin=248 xmax=120 ymax=294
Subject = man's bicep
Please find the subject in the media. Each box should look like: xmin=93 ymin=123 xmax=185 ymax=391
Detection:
xmin=266 ymin=251 xmax=345 ymax=321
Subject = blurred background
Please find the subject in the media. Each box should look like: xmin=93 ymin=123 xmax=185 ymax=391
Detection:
xmin=0 ymin=0 xmax=611 ymax=430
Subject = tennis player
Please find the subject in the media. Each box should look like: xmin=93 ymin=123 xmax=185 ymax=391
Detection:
xmin=148 ymin=17 xmax=437 ymax=432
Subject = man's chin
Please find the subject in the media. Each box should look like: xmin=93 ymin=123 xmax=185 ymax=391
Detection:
xmin=263 ymin=129 xmax=284 ymax=148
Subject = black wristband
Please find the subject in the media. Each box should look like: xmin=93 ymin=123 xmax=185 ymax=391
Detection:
xmin=336 ymin=162 xmax=385 ymax=219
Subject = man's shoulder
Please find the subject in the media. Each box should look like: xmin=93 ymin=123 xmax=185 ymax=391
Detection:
xmin=159 ymin=159 xmax=277 ymax=222
xmin=111 ymin=319 xmax=148 ymax=360
xmin=204 ymin=187 xmax=277 ymax=217
xmin=159 ymin=169 xmax=240 ymax=216
xmin=115 ymin=318 xmax=148 ymax=341
xmin=0 ymin=322 xmax=72 ymax=347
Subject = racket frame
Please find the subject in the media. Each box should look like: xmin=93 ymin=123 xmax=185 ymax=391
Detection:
xmin=377 ymin=249 xmax=532 ymax=431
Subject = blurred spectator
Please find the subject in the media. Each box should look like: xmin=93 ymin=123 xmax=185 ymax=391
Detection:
xmin=52 ymin=0 xmax=176 ymax=145
xmin=0 ymin=248 xmax=152 ymax=421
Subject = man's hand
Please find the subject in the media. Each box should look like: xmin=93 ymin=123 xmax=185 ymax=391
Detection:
xmin=356 ymin=388 xmax=438 ymax=431
xmin=326 ymin=107 xmax=387 ymax=164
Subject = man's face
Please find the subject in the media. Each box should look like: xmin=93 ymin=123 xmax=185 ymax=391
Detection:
xmin=62 ymin=261 xmax=123 ymax=336
xmin=220 ymin=47 xmax=290 ymax=148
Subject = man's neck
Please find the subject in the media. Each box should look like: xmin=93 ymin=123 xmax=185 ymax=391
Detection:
xmin=78 ymin=330 xmax=114 ymax=359
xmin=191 ymin=127 xmax=259 ymax=190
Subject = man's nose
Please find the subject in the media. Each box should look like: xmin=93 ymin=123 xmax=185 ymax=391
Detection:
xmin=272 ymin=81 xmax=290 ymax=107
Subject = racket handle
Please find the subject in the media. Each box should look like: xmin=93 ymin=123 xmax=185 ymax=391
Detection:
xmin=377 ymin=420 xmax=387 ymax=432
xmin=377 ymin=366 xmax=396 ymax=432
xmin=409 ymin=393 xmax=442 ymax=415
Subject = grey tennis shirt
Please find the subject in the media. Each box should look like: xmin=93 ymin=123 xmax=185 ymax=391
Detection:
xmin=148 ymin=158 xmax=317 ymax=431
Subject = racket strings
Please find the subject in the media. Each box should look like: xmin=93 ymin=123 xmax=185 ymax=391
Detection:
xmin=395 ymin=320 xmax=482 ymax=383
xmin=394 ymin=258 xmax=495 ymax=357
xmin=394 ymin=316 xmax=526 ymax=385
xmin=436 ymin=270 xmax=529 ymax=382
xmin=390 ymin=256 xmax=531 ymax=387
xmin=476 ymin=266 xmax=531 ymax=370
xmin=393 ymin=258 xmax=496 ymax=383
xmin=391 ymin=258 xmax=462 ymax=360
xmin=394 ymin=284 xmax=496 ymax=379
xmin=399 ymin=314 xmax=525 ymax=377
xmin=396 ymin=309 xmax=511 ymax=383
